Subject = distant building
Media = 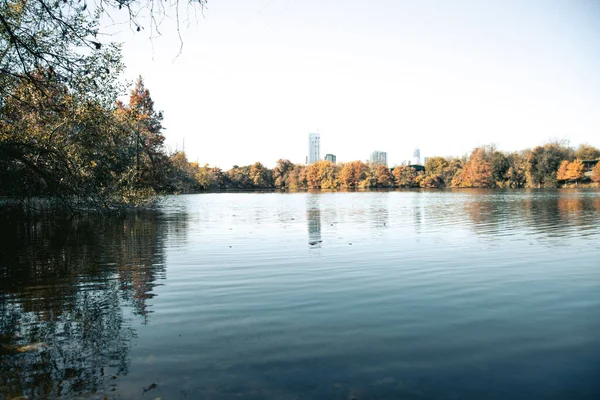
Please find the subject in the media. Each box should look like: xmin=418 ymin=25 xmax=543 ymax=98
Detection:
xmin=370 ymin=151 xmax=387 ymax=166
xmin=308 ymin=133 xmax=320 ymax=164
xmin=324 ymin=154 xmax=336 ymax=164
xmin=412 ymin=147 xmax=421 ymax=165
xmin=423 ymin=156 xmax=429 ymax=165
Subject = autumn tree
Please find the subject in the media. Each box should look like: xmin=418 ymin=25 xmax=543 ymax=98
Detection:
xmin=374 ymin=165 xmax=393 ymax=187
xmin=339 ymin=161 xmax=368 ymax=188
xmin=393 ymin=166 xmax=418 ymax=188
xmin=556 ymin=160 xmax=570 ymax=182
xmin=0 ymin=69 xmax=165 ymax=208
xmin=453 ymin=147 xmax=493 ymax=188
xmin=288 ymin=165 xmax=308 ymax=189
xmin=307 ymin=161 xmax=337 ymax=189
xmin=420 ymin=175 xmax=444 ymax=188
xmin=425 ymin=157 xmax=449 ymax=176
xmin=249 ymin=162 xmax=272 ymax=188
xmin=566 ymin=159 xmax=585 ymax=185
xmin=591 ymin=163 xmax=600 ymax=183
xmin=273 ymin=159 xmax=295 ymax=188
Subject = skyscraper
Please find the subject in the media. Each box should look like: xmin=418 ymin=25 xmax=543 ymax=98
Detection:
xmin=412 ymin=147 xmax=421 ymax=165
xmin=308 ymin=133 xmax=320 ymax=164
xmin=370 ymin=151 xmax=387 ymax=166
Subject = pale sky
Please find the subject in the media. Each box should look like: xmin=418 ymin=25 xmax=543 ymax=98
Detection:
xmin=108 ymin=0 xmax=600 ymax=168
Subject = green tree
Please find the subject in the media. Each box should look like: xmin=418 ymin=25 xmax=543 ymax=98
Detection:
xmin=526 ymin=143 xmax=572 ymax=188
xmin=491 ymin=151 xmax=509 ymax=185
xmin=505 ymin=152 xmax=527 ymax=188
xmin=425 ymin=157 xmax=449 ymax=176
xmin=575 ymin=144 xmax=600 ymax=160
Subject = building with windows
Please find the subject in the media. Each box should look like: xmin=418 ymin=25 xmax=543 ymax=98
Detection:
xmin=423 ymin=156 xmax=429 ymax=165
xmin=370 ymin=151 xmax=387 ymax=166
xmin=308 ymin=133 xmax=320 ymax=164
xmin=324 ymin=154 xmax=336 ymax=164
xmin=412 ymin=147 xmax=421 ymax=165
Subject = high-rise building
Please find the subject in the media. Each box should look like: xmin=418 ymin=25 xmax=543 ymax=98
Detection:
xmin=423 ymin=156 xmax=429 ymax=165
xmin=370 ymin=151 xmax=387 ymax=166
xmin=412 ymin=147 xmax=421 ymax=165
xmin=324 ymin=154 xmax=336 ymax=164
xmin=308 ymin=133 xmax=320 ymax=164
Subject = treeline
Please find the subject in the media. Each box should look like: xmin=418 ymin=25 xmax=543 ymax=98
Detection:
xmin=167 ymin=143 xmax=600 ymax=191
xmin=0 ymin=74 xmax=183 ymax=209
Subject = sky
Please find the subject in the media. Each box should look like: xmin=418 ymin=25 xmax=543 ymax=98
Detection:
xmin=107 ymin=0 xmax=600 ymax=168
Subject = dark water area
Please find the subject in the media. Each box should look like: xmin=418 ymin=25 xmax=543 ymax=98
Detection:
xmin=1 ymin=189 xmax=599 ymax=400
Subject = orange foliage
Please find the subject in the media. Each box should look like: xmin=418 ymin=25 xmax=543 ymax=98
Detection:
xmin=591 ymin=162 xmax=600 ymax=183
xmin=339 ymin=161 xmax=368 ymax=187
xmin=556 ymin=160 xmax=570 ymax=181
xmin=454 ymin=147 xmax=492 ymax=188
xmin=566 ymin=159 xmax=585 ymax=182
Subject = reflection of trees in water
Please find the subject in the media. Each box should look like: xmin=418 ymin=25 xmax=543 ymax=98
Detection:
xmin=461 ymin=190 xmax=600 ymax=239
xmin=0 ymin=207 xmax=185 ymax=399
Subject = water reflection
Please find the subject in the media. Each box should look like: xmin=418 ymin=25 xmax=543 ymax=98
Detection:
xmin=307 ymin=194 xmax=322 ymax=247
xmin=0 ymin=190 xmax=599 ymax=400
xmin=459 ymin=190 xmax=600 ymax=241
xmin=0 ymin=207 xmax=186 ymax=399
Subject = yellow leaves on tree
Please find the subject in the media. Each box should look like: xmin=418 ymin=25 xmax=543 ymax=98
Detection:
xmin=454 ymin=147 xmax=492 ymax=188
xmin=558 ymin=159 xmax=586 ymax=183
xmin=566 ymin=159 xmax=585 ymax=183
xmin=339 ymin=161 xmax=368 ymax=188
xmin=556 ymin=160 xmax=570 ymax=181
xmin=591 ymin=162 xmax=600 ymax=183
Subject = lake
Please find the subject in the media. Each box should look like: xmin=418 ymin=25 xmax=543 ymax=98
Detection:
xmin=1 ymin=190 xmax=599 ymax=400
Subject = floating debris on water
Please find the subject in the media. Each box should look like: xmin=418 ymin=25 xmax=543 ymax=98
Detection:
xmin=143 ymin=383 xmax=157 ymax=393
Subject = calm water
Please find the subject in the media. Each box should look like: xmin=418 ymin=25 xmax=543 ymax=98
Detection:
xmin=1 ymin=190 xmax=599 ymax=400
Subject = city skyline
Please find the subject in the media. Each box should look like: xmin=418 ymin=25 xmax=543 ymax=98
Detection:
xmin=117 ymin=1 xmax=600 ymax=168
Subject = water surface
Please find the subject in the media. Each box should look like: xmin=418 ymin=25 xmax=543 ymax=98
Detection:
xmin=1 ymin=190 xmax=599 ymax=399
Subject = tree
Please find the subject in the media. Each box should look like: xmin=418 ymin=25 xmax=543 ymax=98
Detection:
xmin=288 ymin=165 xmax=308 ymax=189
xmin=249 ymin=162 xmax=272 ymax=188
xmin=0 ymin=0 xmax=207 ymax=107
xmin=425 ymin=157 xmax=448 ymax=176
xmin=505 ymin=152 xmax=527 ymax=188
xmin=591 ymin=163 xmax=600 ymax=183
xmin=556 ymin=160 xmax=570 ymax=182
xmin=575 ymin=144 xmax=600 ymax=160
xmin=339 ymin=161 xmax=368 ymax=188
xmin=491 ymin=151 xmax=509 ymax=185
xmin=115 ymin=76 xmax=166 ymax=190
xmin=0 ymin=70 xmax=165 ymax=208
xmin=453 ymin=147 xmax=493 ymax=188
xmin=420 ymin=174 xmax=444 ymax=188
xmin=273 ymin=159 xmax=294 ymax=188
xmin=566 ymin=159 xmax=585 ymax=185
xmin=374 ymin=165 xmax=393 ymax=187
xmin=393 ymin=166 xmax=418 ymax=188
xmin=526 ymin=143 xmax=572 ymax=188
